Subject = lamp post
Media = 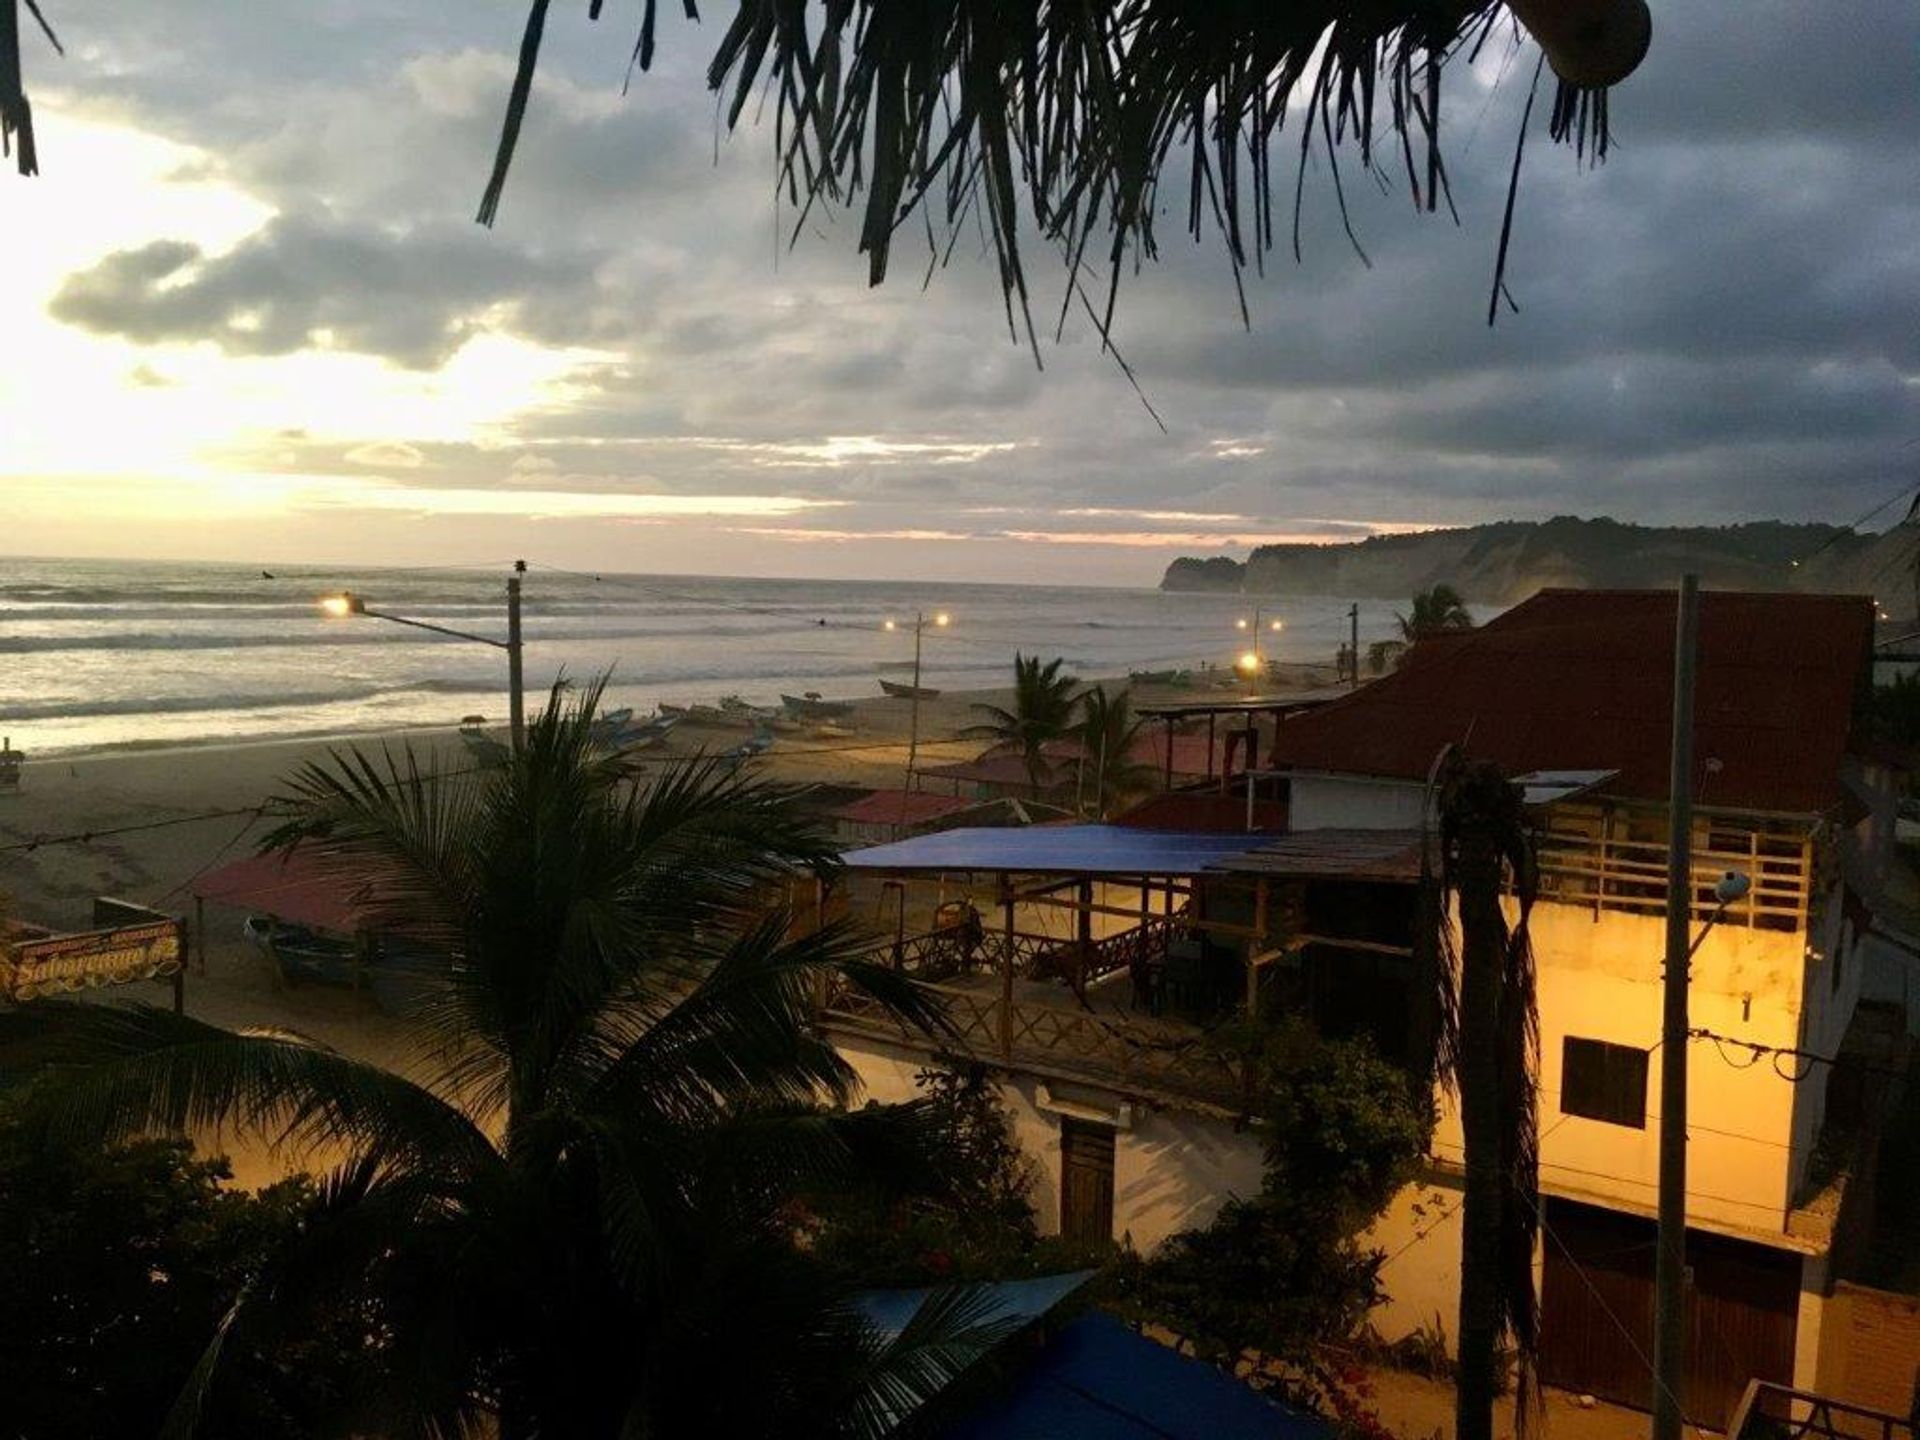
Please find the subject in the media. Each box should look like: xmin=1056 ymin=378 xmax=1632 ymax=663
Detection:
xmin=321 ymin=559 xmax=528 ymax=752
xmin=885 ymin=610 xmax=948 ymax=792
xmin=1234 ymin=608 xmax=1284 ymax=687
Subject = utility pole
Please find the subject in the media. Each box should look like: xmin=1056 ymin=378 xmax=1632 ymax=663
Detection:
xmin=1349 ymin=602 xmax=1360 ymax=688
xmin=507 ymin=559 xmax=526 ymax=752
xmin=905 ymin=611 xmax=925 ymax=792
xmin=1653 ymin=573 xmax=1699 ymax=1440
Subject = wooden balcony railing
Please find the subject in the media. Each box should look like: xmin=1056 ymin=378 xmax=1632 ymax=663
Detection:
xmin=819 ymin=972 xmax=1243 ymax=1108
xmin=1532 ymin=822 xmax=1814 ymax=932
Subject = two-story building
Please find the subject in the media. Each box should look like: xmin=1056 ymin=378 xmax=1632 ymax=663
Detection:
xmin=814 ymin=588 xmax=1901 ymax=1430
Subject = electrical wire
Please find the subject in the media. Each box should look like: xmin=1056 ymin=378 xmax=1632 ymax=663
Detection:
xmin=1688 ymin=1027 xmax=1904 ymax=1082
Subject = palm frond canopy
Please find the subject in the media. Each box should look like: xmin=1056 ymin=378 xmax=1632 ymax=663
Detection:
xmin=480 ymin=0 xmax=1649 ymax=330
xmin=962 ymin=652 xmax=1081 ymax=794
xmin=2 ymin=0 xmax=62 ymax=177
xmin=1398 ymin=583 xmax=1476 ymax=641
xmin=0 ymin=679 xmax=986 ymax=1436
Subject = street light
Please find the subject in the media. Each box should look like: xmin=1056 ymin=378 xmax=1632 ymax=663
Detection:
xmin=1233 ymin=607 xmax=1284 ymax=678
xmin=319 ymin=559 xmax=528 ymax=752
xmin=889 ymin=610 xmax=949 ymax=792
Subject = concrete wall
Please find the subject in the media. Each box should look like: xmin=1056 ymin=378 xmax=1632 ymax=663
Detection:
xmin=833 ymin=1036 xmax=1264 ymax=1251
xmin=1814 ymin=1282 xmax=1920 ymax=1427
xmin=1289 ymin=775 xmax=1428 ymax=832
xmin=1420 ymin=899 xmax=1815 ymax=1235
xmin=1365 ymin=1177 xmax=1467 ymax=1345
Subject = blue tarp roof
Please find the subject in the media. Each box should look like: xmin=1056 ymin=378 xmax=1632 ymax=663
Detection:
xmin=840 ymin=825 xmax=1262 ymax=876
xmin=939 ymin=1311 xmax=1328 ymax=1440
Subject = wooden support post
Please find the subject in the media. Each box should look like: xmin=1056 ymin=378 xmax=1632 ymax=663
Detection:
xmin=1249 ymin=880 xmax=1268 ymax=1018
xmin=194 ymin=895 xmax=207 ymax=976
xmin=999 ymin=875 xmax=1015 ymax=1059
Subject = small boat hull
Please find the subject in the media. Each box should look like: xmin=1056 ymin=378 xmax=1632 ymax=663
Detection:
xmin=879 ymin=679 xmax=940 ymax=701
xmin=781 ymin=692 xmax=854 ymax=720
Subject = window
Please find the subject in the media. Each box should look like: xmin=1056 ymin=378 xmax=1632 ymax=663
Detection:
xmin=1059 ymin=1118 xmax=1116 ymax=1245
xmin=1561 ymin=1037 xmax=1649 ymax=1129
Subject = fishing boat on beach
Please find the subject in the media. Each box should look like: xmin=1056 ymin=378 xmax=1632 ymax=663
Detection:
xmin=780 ymin=692 xmax=854 ymax=721
xmin=605 ymin=712 xmax=678 ymax=750
xmin=878 ymin=678 xmax=940 ymax=701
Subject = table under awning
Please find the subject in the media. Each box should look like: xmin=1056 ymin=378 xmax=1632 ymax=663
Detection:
xmin=840 ymin=825 xmax=1263 ymax=877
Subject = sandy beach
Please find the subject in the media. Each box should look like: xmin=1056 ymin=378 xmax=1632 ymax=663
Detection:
xmin=0 ymin=665 xmax=1333 ymax=1185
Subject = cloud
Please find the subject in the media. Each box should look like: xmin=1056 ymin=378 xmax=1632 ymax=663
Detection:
xmin=13 ymin=0 xmax=1920 ymax=584
xmin=49 ymin=211 xmax=603 ymax=367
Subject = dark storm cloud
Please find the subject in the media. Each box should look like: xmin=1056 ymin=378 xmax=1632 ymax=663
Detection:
xmin=50 ymin=212 xmax=601 ymax=367
xmin=26 ymin=0 xmax=1920 ymax=548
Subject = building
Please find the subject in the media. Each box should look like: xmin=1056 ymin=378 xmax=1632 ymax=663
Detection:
xmin=814 ymin=588 xmax=1912 ymax=1430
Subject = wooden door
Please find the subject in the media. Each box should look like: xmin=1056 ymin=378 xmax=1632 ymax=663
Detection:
xmin=1060 ymin=1118 xmax=1115 ymax=1246
xmin=1540 ymin=1199 xmax=1657 ymax=1411
xmin=1683 ymin=1228 xmax=1801 ymax=1428
xmin=1539 ymin=1198 xmax=1799 ymax=1430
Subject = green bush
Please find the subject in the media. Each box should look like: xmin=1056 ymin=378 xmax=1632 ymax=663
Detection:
xmin=1107 ymin=1020 xmax=1431 ymax=1368
xmin=0 ymin=1092 xmax=364 ymax=1438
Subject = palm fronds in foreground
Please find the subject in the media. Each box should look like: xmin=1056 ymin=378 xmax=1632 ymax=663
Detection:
xmin=480 ymin=1 xmax=1643 ymax=331
xmin=0 ymin=679 xmax=989 ymax=1438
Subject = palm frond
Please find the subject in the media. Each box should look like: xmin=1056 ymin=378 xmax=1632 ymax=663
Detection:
xmin=838 ymin=1282 xmax=1024 ymax=1440
xmin=584 ymin=917 xmax=948 ymax=1125
xmin=481 ymin=1 xmax=1630 ymax=327
xmin=0 ymin=1001 xmax=496 ymax=1174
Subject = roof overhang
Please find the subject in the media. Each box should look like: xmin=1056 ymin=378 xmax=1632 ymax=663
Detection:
xmin=1512 ymin=768 xmax=1622 ymax=808
xmin=840 ymin=825 xmax=1263 ymax=877
xmin=1208 ymin=828 xmax=1427 ymax=883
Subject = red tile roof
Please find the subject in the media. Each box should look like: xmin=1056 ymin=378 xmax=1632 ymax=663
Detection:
xmin=829 ymin=790 xmax=976 ymax=827
xmin=1266 ymin=589 xmax=1873 ymax=814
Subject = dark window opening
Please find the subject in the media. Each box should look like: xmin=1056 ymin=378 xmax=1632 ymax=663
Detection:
xmin=1561 ymin=1036 xmax=1649 ymax=1128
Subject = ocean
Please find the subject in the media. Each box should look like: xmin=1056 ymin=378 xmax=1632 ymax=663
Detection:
xmin=0 ymin=558 xmax=1403 ymax=756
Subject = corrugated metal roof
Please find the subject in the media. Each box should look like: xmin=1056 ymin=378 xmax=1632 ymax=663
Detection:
xmin=1264 ymin=589 xmax=1872 ymax=814
xmin=840 ymin=825 xmax=1262 ymax=875
xmin=1210 ymin=828 xmax=1427 ymax=882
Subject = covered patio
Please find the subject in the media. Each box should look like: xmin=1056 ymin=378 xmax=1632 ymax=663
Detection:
xmin=821 ymin=824 xmax=1432 ymax=1108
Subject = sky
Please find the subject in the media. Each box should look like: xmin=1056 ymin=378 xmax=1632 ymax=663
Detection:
xmin=1 ymin=1 xmax=1915 ymax=587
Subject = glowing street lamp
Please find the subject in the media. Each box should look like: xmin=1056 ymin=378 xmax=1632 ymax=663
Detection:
xmin=319 ymin=561 xmax=527 ymax=751
xmin=1233 ymin=606 xmax=1285 ymax=684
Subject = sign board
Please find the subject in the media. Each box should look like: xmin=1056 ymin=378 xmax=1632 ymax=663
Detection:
xmin=2 ymin=915 xmax=184 ymax=1001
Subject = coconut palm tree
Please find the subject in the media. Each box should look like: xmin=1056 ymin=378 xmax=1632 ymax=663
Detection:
xmin=963 ymin=653 xmax=1081 ymax=799
xmin=475 ymin=2 xmax=1650 ymax=326
xmin=1074 ymin=685 xmax=1156 ymax=819
xmin=1431 ymin=751 xmax=1540 ymax=1440
xmin=1398 ymin=584 xmax=1476 ymax=642
xmin=0 ymin=681 xmax=1001 ymax=1438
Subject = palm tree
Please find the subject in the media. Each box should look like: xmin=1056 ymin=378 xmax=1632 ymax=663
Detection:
xmin=0 ymin=681 xmax=1001 ymax=1438
xmin=476 ymin=3 xmax=1650 ymax=327
xmin=963 ymin=653 xmax=1081 ymax=798
xmin=1430 ymin=752 xmax=1540 ymax=1440
xmin=1074 ymin=685 xmax=1156 ymax=819
xmin=1398 ymin=584 xmax=1476 ymax=643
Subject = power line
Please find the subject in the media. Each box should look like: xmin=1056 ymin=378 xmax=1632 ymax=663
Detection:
xmin=1688 ymin=1027 xmax=1903 ymax=1083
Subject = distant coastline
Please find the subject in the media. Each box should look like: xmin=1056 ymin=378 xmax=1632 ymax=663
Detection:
xmin=1160 ymin=515 xmax=1918 ymax=608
